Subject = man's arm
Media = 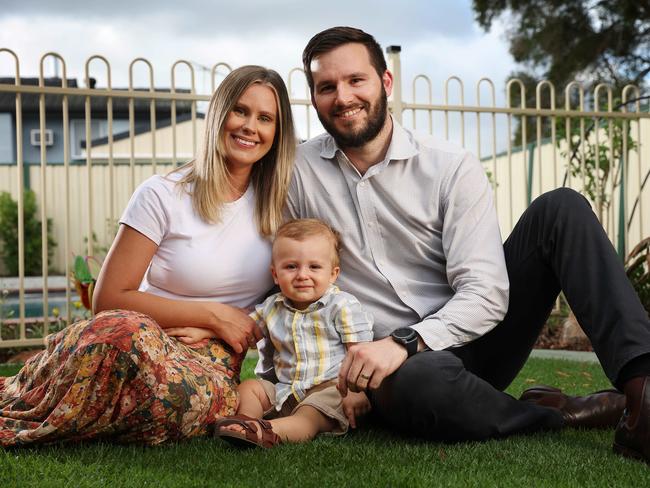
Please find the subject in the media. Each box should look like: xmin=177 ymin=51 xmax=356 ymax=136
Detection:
xmin=410 ymin=150 xmax=509 ymax=350
xmin=340 ymin=151 xmax=508 ymax=393
xmin=284 ymin=169 xmax=304 ymax=221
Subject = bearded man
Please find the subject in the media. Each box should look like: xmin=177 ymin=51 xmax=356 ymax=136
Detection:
xmin=283 ymin=26 xmax=650 ymax=463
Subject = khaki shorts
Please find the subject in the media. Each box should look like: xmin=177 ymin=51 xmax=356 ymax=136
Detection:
xmin=259 ymin=379 xmax=348 ymax=434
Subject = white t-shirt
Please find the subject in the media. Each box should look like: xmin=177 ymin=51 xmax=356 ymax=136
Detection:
xmin=119 ymin=170 xmax=274 ymax=310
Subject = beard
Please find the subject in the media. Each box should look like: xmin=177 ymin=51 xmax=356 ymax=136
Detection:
xmin=317 ymin=87 xmax=388 ymax=149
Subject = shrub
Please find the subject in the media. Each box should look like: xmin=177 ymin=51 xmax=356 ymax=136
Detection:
xmin=0 ymin=190 xmax=57 ymax=276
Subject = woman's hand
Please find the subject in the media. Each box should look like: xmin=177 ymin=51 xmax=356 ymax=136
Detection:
xmin=94 ymin=225 xmax=263 ymax=354
xmin=207 ymin=303 xmax=263 ymax=354
xmin=166 ymin=326 xmax=217 ymax=345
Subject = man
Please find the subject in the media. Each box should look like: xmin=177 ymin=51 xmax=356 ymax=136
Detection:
xmin=286 ymin=26 xmax=650 ymax=462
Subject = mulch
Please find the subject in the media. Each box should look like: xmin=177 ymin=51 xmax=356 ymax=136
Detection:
xmin=1 ymin=349 xmax=43 ymax=364
xmin=533 ymin=324 xmax=593 ymax=351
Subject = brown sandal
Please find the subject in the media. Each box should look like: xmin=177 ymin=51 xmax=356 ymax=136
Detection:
xmin=214 ymin=414 xmax=281 ymax=449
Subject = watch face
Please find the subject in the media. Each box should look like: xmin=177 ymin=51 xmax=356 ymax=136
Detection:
xmin=394 ymin=328 xmax=414 ymax=340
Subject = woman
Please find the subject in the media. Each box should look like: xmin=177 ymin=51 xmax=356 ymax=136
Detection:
xmin=0 ymin=65 xmax=296 ymax=446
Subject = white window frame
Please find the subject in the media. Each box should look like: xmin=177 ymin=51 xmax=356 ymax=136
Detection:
xmin=30 ymin=128 xmax=54 ymax=146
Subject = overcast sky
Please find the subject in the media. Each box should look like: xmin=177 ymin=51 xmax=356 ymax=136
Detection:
xmin=0 ymin=1 xmax=515 ymax=91
xmin=0 ymin=0 xmax=516 ymax=145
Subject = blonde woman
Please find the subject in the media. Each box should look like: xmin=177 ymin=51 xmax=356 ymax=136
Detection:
xmin=0 ymin=66 xmax=296 ymax=446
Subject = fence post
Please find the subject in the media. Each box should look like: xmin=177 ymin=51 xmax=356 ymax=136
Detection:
xmin=386 ymin=45 xmax=403 ymax=124
xmin=617 ymin=155 xmax=626 ymax=260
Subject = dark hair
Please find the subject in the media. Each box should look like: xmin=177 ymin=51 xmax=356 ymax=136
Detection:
xmin=302 ymin=26 xmax=387 ymax=94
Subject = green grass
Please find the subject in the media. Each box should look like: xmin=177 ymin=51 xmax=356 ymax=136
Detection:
xmin=1 ymin=357 xmax=648 ymax=487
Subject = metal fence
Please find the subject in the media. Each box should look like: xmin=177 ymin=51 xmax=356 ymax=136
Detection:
xmin=0 ymin=47 xmax=648 ymax=348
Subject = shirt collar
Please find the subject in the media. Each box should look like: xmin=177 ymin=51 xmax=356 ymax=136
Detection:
xmin=319 ymin=115 xmax=418 ymax=163
xmin=275 ymin=284 xmax=339 ymax=312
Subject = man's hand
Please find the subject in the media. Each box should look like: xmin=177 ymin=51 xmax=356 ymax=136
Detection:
xmin=337 ymin=337 xmax=408 ymax=396
xmin=341 ymin=391 xmax=371 ymax=429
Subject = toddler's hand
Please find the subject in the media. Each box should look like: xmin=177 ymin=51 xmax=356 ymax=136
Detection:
xmin=166 ymin=326 xmax=217 ymax=344
xmin=206 ymin=303 xmax=262 ymax=353
xmin=342 ymin=391 xmax=371 ymax=429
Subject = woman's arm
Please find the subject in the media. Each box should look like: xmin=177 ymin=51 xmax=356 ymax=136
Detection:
xmin=93 ymin=224 xmax=261 ymax=353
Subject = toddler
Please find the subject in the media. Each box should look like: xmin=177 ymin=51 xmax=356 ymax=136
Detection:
xmin=215 ymin=219 xmax=373 ymax=447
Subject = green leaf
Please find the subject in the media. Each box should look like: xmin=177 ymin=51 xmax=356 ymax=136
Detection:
xmin=73 ymin=255 xmax=93 ymax=283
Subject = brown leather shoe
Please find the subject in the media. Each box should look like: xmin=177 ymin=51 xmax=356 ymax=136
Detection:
xmin=519 ymin=385 xmax=625 ymax=429
xmin=613 ymin=376 xmax=650 ymax=464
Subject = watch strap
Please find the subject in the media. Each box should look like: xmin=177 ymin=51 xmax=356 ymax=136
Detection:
xmin=391 ymin=328 xmax=418 ymax=357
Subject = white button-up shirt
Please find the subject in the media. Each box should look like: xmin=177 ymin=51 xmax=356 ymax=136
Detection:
xmin=286 ymin=118 xmax=509 ymax=351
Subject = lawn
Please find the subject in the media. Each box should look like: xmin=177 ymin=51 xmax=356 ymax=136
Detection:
xmin=1 ymin=357 xmax=648 ymax=487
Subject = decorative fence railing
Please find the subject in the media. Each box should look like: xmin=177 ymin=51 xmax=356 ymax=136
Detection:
xmin=0 ymin=47 xmax=648 ymax=348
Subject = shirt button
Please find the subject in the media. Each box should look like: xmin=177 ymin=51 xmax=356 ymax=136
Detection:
xmin=359 ymin=181 xmax=365 ymax=187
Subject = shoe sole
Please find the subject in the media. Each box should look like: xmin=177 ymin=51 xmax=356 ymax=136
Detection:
xmin=613 ymin=442 xmax=649 ymax=465
xmin=219 ymin=430 xmax=261 ymax=449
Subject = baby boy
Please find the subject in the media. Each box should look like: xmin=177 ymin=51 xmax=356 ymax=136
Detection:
xmin=215 ymin=218 xmax=373 ymax=447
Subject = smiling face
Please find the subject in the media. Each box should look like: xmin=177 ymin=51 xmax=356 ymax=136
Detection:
xmin=222 ymin=83 xmax=278 ymax=172
xmin=310 ymin=42 xmax=392 ymax=148
xmin=271 ymin=235 xmax=340 ymax=310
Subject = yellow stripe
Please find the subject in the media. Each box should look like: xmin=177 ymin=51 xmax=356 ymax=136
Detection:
xmin=290 ymin=311 xmax=302 ymax=400
xmin=340 ymin=305 xmax=353 ymax=340
xmin=264 ymin=305 xmax=282 ymax=353
xmin=266 ymin=304 xmax=278 ymax=328
xmin=312 ymin=311 xmax=326 ymax=383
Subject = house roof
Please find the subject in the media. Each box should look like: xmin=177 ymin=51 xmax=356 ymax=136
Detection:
xmin=0 ymin=77 xmax=195 ymax=116
xmin=81 ymin=111 xmax=205 ymax=148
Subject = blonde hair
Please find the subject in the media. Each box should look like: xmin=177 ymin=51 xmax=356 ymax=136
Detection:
xmin=274 ymin=219 xmax=341 ymax=267
xmin=177 ymin=65 xmax=296 ymax=237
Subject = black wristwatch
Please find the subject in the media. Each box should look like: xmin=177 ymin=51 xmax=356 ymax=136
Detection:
xmin=391 ymin=327 xmax=419 ymax=357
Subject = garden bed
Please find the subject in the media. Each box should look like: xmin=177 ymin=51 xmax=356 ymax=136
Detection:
xmin=534 ymin=322 xmax=593 ymax=351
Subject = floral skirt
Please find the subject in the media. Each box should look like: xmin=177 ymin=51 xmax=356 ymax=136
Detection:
xmin=0 ymin=310 xmax=243 ymax=446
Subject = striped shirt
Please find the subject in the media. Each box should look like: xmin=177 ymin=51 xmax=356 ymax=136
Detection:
xmin=252 ymin=285 xmax=373 ymax=410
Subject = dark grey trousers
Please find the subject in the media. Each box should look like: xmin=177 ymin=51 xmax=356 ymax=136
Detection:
xmin=369 ymin=188 xmax=650 ymax=441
